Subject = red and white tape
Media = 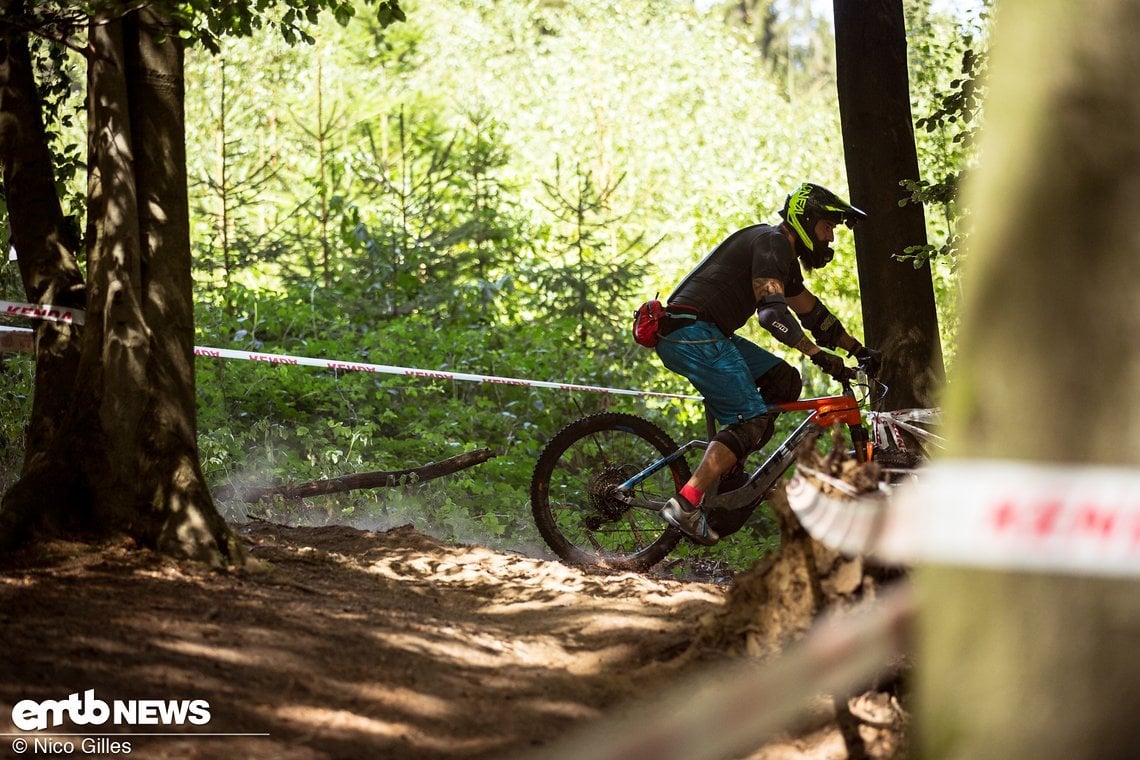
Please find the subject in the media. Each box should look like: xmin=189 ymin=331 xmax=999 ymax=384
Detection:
xmin=789 ymin=459 xmax=1140 ymax=578
xmin=1 ymin=299 xmax=84 ymax=325
xmin=2 ymin=299 xmax=697 ymax=401
xmin=192 ymin=345 xmax=698 ymax=400
xmin=882 ymin=460 xmax=1140 ymax=576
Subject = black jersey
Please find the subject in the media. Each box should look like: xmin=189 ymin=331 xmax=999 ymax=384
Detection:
xmin=668 ymin=224 xmax=805 ymax=335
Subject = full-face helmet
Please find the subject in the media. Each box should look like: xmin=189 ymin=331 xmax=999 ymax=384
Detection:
xmin=778 ymin=183 xmax=867 ymax=269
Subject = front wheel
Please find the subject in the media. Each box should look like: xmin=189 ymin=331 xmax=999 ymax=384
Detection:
xmin=530 ymin=412 xmax=689 ymax=571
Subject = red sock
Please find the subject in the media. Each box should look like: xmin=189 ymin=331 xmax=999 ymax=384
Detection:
xmin=679 ymin=484 xmax=704 ymax=509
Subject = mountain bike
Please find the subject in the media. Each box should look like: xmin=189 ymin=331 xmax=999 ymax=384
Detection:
xmin=529 ymin=367 xmax=940 ymax=571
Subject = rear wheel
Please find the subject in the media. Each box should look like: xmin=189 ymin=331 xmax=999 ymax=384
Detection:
xmin=530 ymin=413 xmax=688 ymax=571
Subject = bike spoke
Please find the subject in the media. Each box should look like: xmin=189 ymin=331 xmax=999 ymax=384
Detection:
xmin=531 ymin=413 xmax=688 ymax=570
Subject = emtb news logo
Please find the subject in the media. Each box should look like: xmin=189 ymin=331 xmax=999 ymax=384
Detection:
xmin=11 ymin=690 xmax=211 ymax=731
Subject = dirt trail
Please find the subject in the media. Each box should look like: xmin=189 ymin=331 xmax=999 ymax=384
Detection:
xmin=0 ymin=520 xmax=906 ymax=759
xmin=1 ymin=521 xmax=733 ymax=759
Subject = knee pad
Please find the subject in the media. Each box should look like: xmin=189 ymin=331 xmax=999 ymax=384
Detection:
xmin=756 ymin=362 xmax=802 ymax=405
xmin=712 ymin=414 xmax=776 ymax=460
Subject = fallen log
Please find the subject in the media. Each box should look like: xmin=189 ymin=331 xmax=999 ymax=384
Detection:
xmin=214 ymin=448 xmax=497 ymax=503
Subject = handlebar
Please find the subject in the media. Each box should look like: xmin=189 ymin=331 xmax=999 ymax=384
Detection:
xmin=846 ymin=359 xmax=888 ymax=406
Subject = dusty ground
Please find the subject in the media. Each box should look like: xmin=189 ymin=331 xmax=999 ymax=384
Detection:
xmin=0 ymin=520 xmax=901 ymax=759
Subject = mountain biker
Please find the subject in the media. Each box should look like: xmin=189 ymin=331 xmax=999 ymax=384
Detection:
xmin=654 ymin=182 xmax=880 ymax=546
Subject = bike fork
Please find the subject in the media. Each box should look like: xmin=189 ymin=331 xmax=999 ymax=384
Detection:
xmin=850 ymin=423 xmax=872 ymax=463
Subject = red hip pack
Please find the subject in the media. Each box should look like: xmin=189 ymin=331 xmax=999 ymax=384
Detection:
xmin=632 ymin=298 xmax=699 ymax=348
xmin=632 ymin=298 xmax=667 ymax=348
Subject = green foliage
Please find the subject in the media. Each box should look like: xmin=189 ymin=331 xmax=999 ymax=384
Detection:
xmin=0 ymin=353 xmax=33 ymax=494
xmin=164 ymin=0 xmax=405 ymax=51
xmin=2 ymin=1 xmax=403 ymax=53
xmin=0 ymin=0 xmax=982 ymax=575
xmin=900 ymin=0 xmax=991 ymax=270
xmin=531 ymin=159 xmax=653 ymax=349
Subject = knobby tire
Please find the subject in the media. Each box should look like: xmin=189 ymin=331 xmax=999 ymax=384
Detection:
xmin=530 ymin=412 xmax=688 ymax=571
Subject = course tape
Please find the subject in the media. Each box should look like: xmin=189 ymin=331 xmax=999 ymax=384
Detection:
xmin=1 ymin=299 xmax=84 ymax=325
xmin=193 ymin=345 xmax=699 ymax=400
xmin=2 ymin=298 xmax=698 ymax=401
xmin=790 ymin=459 xmax=1140 ymax=578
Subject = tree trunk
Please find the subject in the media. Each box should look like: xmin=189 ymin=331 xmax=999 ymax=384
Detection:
xmin=833 ymin=0 xmax=944 ymax=409
xmin=0 ymin=2 xmax=86 ymax=475
xmin=125 ymin=8 xmax=234 ymax=560
xmin=80 ymin=9 xmax=153 ymax=529
xmin=915 ymin=0 xmax=1140 ymax=756
xmin=1 ymin=8 xmax=236 ymax=564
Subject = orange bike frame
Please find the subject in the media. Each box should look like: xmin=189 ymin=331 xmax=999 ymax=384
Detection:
xmin=772 ymin=393 xmax=863 ymax=428
xmin=616 ymin=390 xmax=870 ymax=515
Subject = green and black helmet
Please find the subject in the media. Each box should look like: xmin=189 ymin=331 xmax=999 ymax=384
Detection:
xmin=778 ymin=182 xmax=867 ymax=269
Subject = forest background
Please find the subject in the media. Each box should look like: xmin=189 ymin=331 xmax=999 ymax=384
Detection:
xmin=0 ymin=0 xmax=986 ymax=575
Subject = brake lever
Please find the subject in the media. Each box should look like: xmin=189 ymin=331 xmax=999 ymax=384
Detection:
xmin=856 ymin=369 xmax=889 ymax=406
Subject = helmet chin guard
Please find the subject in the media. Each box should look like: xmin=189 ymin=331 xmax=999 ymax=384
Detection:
xmin=779 ymin=182 xmax=866 ymax=269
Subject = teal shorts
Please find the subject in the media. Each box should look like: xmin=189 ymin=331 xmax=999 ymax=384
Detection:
xmin=655 ymin=321 xmax=781 ymax=425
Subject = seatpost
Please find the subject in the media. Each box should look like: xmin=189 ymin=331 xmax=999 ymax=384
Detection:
xmin=704 ymin=401 xmax=717 ymax=440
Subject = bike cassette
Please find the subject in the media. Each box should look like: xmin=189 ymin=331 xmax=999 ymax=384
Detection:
xmin=586 ymin=466 xmax=634 ymax=523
